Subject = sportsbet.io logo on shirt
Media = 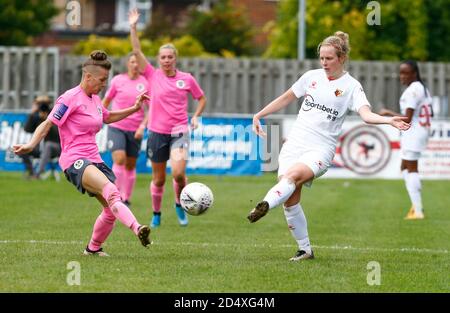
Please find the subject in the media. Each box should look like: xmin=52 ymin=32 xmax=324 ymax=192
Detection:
xmin=302 ymin=94 xmax=339 ymax=121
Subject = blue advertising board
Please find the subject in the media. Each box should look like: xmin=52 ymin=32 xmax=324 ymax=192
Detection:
xmin=0 ymin=113 xmax=262 ymax=175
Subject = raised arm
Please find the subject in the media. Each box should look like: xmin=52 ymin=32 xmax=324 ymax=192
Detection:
xmin=253 ymin=89 xmax=297 ymax=137
xmin=13 ymin=119 xmax=53 ymax=155
xmin=128 ymin=8 xmax=150 ymax=72
xmin=358 ymin=105 xmax=410 ymax=131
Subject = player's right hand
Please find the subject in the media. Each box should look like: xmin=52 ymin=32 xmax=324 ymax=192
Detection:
xmin=128 ymin=8 xmax=139 ymax=27
xmin=12 ymin=144 xmax=33 ymax=155
xmin=252 ymin=116 xmax=266 ymax=138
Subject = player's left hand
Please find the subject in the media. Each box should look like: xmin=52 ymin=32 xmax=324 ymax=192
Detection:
xmin=134 ymin=127 xmax=144 ymax=140
xmin=190 ymin=116 xmax=199 ymax=130
xmin=391 ymin=116 xmax=411 ymax=131
xmin=134 ymin=92 xmax=149 ymax=111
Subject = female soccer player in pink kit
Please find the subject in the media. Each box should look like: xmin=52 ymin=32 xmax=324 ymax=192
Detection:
xmin=103 ymin=52 xmax=150 ymax=206
xmin=13 ymin=51 xmax=151 ymax=256
xmin=128 ymin=9 xmax=207 ymax=228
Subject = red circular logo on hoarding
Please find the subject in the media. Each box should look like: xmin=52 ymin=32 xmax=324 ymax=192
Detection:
xmin=340 ymin=125 xmax=392 ymax=175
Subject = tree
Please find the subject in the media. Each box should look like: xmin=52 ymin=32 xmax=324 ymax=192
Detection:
xmin=425 ymin=0 xmax=450 ymax=62
xmin=264 ymin=0 xmax=444 ymax=61
xmin=0 ymin=0 xmax=59 ymax=46
xmin=186 ymin=0 xmax=255 ymax=56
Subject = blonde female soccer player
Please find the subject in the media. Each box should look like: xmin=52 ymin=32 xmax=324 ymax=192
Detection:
xmin=248 ymin=31 xmax=411 ymax=261
xmin=129 ymin=9 xmax=206 ymax=228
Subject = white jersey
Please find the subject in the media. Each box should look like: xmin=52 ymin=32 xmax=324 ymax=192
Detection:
xmin=399 ymin=81 xmax=432 ymax=152
xmin=288 ymin=69 xmax=370 ymax=152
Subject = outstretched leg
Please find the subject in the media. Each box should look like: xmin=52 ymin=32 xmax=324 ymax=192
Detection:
xmin=82 ymin=165 xmax=151 ymax=247
xmin=248 ymin=162 xmax=314 ymax=223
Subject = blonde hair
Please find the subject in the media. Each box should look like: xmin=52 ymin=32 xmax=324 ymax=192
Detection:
xmin=158 ymin=43 xmax=178 ymax=58
xmin=317 ymin=31 xmax=351 ymax=60
xmin=82 ymin=50 xmax=111 ymax=70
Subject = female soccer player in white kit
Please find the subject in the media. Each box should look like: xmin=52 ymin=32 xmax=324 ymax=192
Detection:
xmin=380 ymin=60 xmax=432 ymax=220
xmin=247 ymin=31 xmax=411 ymax=261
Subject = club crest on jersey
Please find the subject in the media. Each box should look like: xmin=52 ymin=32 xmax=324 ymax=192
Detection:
xmin=136 ymin=83 xmax=145 ymax=92
xmin=309 ymin=81 xmax=317 ymax=89
xmin=97 ymin=106 xmax=102 ymax=115
xmin=176 ymin=80 xmax=185 ymax=89
xmin=74 ymin=159 xmax=84 ymax=170
xmin=334 ymin=89 xmax=343 ymax=97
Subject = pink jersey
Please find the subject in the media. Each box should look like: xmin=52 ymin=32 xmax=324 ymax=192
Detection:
xmin=104 ymin=73 xmax=149 ymax=131
xmin=143 ymin=63 xmax=204 ymax=134
xmin=49 ymin=85 xmax=110 ymax=171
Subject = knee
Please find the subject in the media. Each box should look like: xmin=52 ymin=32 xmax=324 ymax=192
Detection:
xmin=152 ymin=178 xmax=165 ymax=187
xmin=115 ymin=158 xmax=126 ymax=166
xmin=172 ymin=173 xmax=185 ymax=184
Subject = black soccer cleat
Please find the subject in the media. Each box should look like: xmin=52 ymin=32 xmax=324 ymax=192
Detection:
xmin=247 ymin=201 xmax=269 ymax=223
xmin=289 ymin=249 xmax=315 ymax=261
xmin=137 ymin=225 xmax=152 ymax=247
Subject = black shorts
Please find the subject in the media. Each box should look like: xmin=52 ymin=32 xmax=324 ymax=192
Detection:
xmin=107 ymin=126 xmax=142 ymax=158
xmin=64 ymin=159 xmax=116 ymax=197
xmin=146 ymin=130 xmax=189 ymax=163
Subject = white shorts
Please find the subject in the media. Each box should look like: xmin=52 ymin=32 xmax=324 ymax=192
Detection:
xmin=401 ymin=149 xmax=422 ymax=161
xmin=277 ymin=142 xmax=333 ymax=187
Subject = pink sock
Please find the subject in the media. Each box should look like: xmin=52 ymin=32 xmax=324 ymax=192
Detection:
xmin=102 ymin=182 xmax=140 ymax=235
xmin=123 ymin=168 xmax=136 ymax=201
xmin=150 ymin=181 xmax=164 ymax=213
xmin=88 ymin=207 xmax=116 ymax=251
xmin=112 ymin=164 xmax=126 ymax=200
xmin=172 ymin=178 xmax=187 ymax=205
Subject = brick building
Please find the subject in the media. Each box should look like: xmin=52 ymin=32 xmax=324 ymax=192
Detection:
xmin=34 ymin=0 xmax=278 ymax=54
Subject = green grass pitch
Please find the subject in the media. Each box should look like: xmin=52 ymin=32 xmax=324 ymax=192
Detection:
xmin=0 ymin=172 xmax=449 ymax=292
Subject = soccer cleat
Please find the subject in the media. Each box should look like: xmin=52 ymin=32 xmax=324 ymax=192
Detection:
xmin=150 ymin=212 xmax=161 ymax=228
xmin=175 ymin=203 xmax=188 ymax=226
xmin=289 ymin=249 xmax=315 ymax=261
xmin=247 ymin=201 xmax=269 ymax=223
xmin=137 ymin=225 xmax=152 ymax=247
xmin=404 ymin=211 xmax=425 ymax=220
xmin=404 ymin=206 xmax=415 ymax=219
xmin=83 ymin=247 xmax=110 ymax=257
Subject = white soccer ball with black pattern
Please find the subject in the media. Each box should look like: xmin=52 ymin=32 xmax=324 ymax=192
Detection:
xmin=180 ymin=182 xmax=214 ymax=216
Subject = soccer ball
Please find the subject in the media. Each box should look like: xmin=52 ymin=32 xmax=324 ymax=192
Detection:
xmin=180 ymin=182 xmax=214 ymax=216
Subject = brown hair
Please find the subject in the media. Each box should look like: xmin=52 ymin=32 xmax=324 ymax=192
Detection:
xmin=82 ymin=50 xmax=111 ymax=70
xmin=317 ymin=31 xmax=351 ymax=60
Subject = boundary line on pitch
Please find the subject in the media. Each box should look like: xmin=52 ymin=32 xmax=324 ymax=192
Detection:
xmin=0 ymin=239 xmax=448 ymax=255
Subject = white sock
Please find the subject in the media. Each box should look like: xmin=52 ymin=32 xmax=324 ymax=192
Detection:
xmin=404 ymin=171 xmax=423 ymax=213
xmin=263 ymin=178 xmax=296 ymax=209
xmin=284 ymin=204 xmax=311 ymax=254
